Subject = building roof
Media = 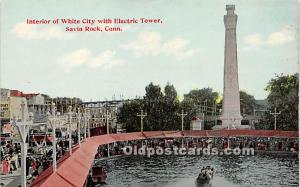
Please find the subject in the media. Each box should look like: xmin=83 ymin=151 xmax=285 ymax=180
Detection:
xmin=23 ymin=93 xmax=40 ymax=99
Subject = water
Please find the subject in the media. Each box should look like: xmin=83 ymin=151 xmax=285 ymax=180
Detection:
xmin=95 ymin=155 xmax=299 ymax=187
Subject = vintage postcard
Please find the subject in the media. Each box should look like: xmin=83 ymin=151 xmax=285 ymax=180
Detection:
xmin=0 ymin=0 xmax=299 ymax=187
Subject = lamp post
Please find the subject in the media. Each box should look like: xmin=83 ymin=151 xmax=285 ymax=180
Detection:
xmin=11 ymin=101 xmax=34 ymax=187
xmin=178 ymin=110 xmax=187 ymax=131
xmin=83 ymin=108 xmax=91 ymax=139
xmin=83 ymin=108 xmax=87 ymax=139
xmin=67 ymin=106 xmax=73 ymax=155
xmin=77 ymin=108 xmax=82 ymax=146
xmin=177 ymin=110 xmax=187 ymax=148
xmin=87 ymin=112 xmax=91 ymax=138
xmin=47 ymin=103 xmax=60 ymax=172
xmin=270 ymin=107 xmax=281 ymax=130
xmin=104 ymin=109 xmax=111 ymax=157
xmin=137 ymin=110 xmax=147 ymax=132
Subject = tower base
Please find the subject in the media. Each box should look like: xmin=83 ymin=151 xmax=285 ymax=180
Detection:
xmin=212 ymin=124 xmax=251 ymax=130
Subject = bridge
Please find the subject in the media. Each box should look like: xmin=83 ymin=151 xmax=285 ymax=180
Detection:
xmin=31 ymin=130 xmax=298 ymax=187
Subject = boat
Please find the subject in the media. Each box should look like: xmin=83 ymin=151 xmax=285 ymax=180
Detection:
xmin=196 ymin=166 xmax=214 ymax=184
xmin=87 ymin=166 xmax=107 ymax=186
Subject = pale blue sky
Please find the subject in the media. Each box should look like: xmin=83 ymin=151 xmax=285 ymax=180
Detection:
xmin=1 ymin=0 xmax=299 ymax=101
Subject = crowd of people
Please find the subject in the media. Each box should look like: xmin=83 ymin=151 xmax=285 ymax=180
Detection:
xmin=1 ymin=142 xmax=20 ymax=175
xmin=0 ymin=129 xmax=82 ymax=185
xmin=94 ymin=136 xmax=299 ymax=159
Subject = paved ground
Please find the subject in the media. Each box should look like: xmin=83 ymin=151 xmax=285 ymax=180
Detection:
xmin=4 ymin=177 xmax=21 ymax=187
xmin=1 ymin=169 xmax=21 ymax=187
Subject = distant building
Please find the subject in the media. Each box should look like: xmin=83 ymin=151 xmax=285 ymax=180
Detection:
xmin=0 ymin=89 xmax=30 ymax=121
xmin=82 ymin=99 xmax=133 ymax=134
xmin=0 ymin=88 xmax=12 ymax=134
xmin=53 ymin=97 xmax=82 ymax=114
xmin=9 ymin=96 xmax=29 ymax=120
xmin=0 ymin=89 xmax=30 ymax=141
xmin=190 ymin=113 xmax=204 ymax=130
xmin=27 ymin=94 xmax=47 ymax=124
xmin=0 ymin=88 xmax=11 ymax=124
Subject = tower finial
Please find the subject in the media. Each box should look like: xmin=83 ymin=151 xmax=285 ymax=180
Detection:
xmin=226 ymin=5 xmax=235 ymax=11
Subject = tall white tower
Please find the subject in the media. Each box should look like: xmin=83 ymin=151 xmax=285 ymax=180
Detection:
xmin=220 ymin=5 xmax=243 ymax=129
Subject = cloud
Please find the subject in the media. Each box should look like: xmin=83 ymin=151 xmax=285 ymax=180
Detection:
xmin=120 ymin=31 xmax=200 ymax=60
xmin=12 ymin=22 xmax=74 ymax=40
xmin=267 ymin=26 xmax=294 ymax=45
xmin=59 ymin=48 xmax=124 ymax=71
xmin=243 ymin=26 xmax=294 ymax=50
